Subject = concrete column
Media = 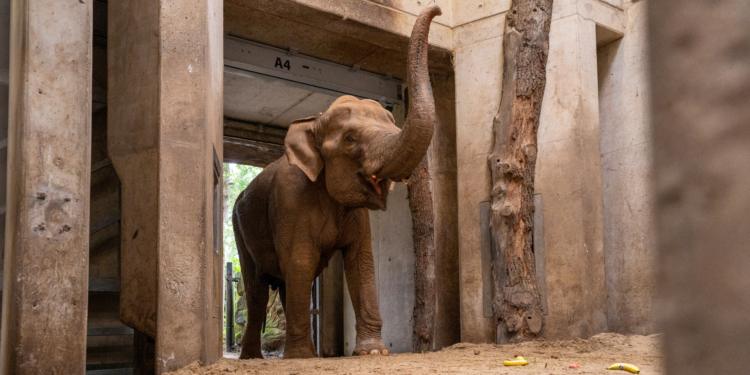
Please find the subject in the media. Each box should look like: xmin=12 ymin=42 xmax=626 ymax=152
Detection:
xmin=109 ymin=0 xmax=223 ymax=372
xmin=598 ymin=0 xmax=656 ymax=335
xmin=0 ymin=0 xmax=92 ymax=373
xmin=535 ymin=13 xmax=608 ymax=339
xmin=649 ymin=0 xmax=750 ymax=374
xmin=454 ymin=11 xmax=505 ymax=344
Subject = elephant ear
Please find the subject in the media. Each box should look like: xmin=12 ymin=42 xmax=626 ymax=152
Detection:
xmin=284 ymin=116 xmax=323 ymax=181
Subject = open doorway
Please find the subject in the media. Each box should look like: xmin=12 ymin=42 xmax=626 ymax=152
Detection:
xmin=221 ymin=163 xmax=264 ymax=357
xmin=220 ymin=34 xmax=410 ymax=358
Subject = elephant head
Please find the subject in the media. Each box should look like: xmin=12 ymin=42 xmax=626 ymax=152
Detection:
xmin=284 ymin=1 xmax=442 ymax=211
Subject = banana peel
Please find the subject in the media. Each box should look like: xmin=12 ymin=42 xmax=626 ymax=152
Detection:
xmin=607 ymin=363 xmax=640 ymax=374
xmin=503 ymin=356 xmax=529 ymax=366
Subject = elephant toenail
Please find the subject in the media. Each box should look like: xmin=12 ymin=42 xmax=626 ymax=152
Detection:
xmin=381 ymin=349 xmax=389 ymax=356
xmin=359 ymin=351 xmax=368 ymax=356
xmin=370 ymin=350 xmax=380 ymax=355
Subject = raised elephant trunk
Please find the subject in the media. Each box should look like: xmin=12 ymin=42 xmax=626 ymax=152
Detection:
xmin=376 ymin=1 xmax=441 ymax=181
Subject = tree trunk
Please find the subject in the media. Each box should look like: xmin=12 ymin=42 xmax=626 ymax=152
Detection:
xmin=408 ymin=157 xmax=436 ymax=352
xmin=488 ymin=0 xmax=552 ymax=343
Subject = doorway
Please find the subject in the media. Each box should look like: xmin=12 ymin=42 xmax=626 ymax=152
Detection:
xmin=220 ymin=35 xmax=414 ymax=357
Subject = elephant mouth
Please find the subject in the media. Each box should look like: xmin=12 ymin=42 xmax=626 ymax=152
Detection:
xmin=366 ymin=175 xmax=384 ymax=197
xmin=361 ymin=174 xmax=391 ymax=209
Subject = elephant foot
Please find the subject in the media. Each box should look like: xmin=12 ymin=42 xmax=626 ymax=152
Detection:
xmin=239 ymin=346 xmax=263 ymax=360
xmin=353 ymin=338 xmax=388 ymax=356
xmin=284 ymin=343 xmax=318 ymax=359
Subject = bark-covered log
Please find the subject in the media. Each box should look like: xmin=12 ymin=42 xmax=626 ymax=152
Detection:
xmin=408 ymin=157 xmax=436 ymax=352
xmin=488 ymin=0 xmax=552 ymax=342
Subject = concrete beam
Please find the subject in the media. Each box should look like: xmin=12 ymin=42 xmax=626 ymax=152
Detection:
xmin=109 ymin=0 xmax=224 ymax=372
xmin=649 ymin=0 xmax=750 ymax=373
xmin=0 ymin=0 xmax=92 ymax=373
xmin=289 ymin=0 xmax=453 ymax=50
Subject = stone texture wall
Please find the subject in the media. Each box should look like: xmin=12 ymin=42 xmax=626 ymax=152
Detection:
xmin=598 ymin=0 xmax=656 ymax=336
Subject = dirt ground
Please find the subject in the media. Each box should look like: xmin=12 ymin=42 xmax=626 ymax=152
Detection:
xmin=168 ymin=333 xmax=663 ymax=375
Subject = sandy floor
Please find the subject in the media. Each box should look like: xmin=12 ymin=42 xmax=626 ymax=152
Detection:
xmin=169 ymin=333 xmax=663 ymax=375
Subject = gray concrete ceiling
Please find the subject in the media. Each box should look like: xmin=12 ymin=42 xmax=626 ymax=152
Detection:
xmin=223 ymin=69 xmax=339 ymax=128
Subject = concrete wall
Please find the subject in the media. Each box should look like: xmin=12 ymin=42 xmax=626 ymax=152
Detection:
xmin=598 ymin=0 xmax=655 ymax=335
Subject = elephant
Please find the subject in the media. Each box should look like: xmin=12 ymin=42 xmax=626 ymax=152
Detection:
xmin=231 ymin=2 xmax=442 ymax=359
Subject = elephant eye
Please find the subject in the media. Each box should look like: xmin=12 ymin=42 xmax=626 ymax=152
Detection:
xmin=345 ymin=135 xmax=356 ymax=143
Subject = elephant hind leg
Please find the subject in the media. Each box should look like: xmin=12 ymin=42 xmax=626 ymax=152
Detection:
xmin=234 ymin=214 xmax=269 ymax=359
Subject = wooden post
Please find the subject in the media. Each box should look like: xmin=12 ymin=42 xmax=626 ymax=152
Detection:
xmin=0 ymin=0 xmax=92 ymax=372
xmin=488 ymin=0 xmax=552 ymax=342
xmin=407 ymin=157 xmax=436 ymax=352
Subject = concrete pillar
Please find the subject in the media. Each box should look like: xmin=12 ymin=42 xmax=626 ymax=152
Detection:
xmin=648 ymin=0 xmax=750 ymax=374
xmin=109 ymin=0 xmax=224 ymax=372
xmin=0 ymin=0 xmax=92 ymax=373
xmin=454 ymin=11 xmax=506 ymax=344
xmin=598 ymin=0 xmax=656 ymax=335
xmin=536 ymin=12 xmax=608 ymax=340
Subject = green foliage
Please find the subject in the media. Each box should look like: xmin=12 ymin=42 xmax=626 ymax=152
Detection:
xmin=222 ymin=163 xmax=262 ymax=344
xmin=223 ymin=163 xmax=263 ymax=275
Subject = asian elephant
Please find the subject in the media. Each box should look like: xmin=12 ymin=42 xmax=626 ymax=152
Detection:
xmin=232 ymin=2 xmax=442 ymax=359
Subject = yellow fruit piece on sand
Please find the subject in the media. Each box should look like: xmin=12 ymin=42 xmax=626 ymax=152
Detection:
xmin=503 ymin=356 xmax=529 ymax=366
xmin=607 ymin=363 xmax=640 ymax=374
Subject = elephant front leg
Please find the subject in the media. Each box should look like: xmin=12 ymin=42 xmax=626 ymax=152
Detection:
xmin=343 ymin=242 xmax=388 ymax=356
xmin=281 ymin=244 xmax=319 ymax=359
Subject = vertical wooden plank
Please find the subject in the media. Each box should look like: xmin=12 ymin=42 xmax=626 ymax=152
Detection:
xmin=0 ymin=0 xmax=92 ymax=373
